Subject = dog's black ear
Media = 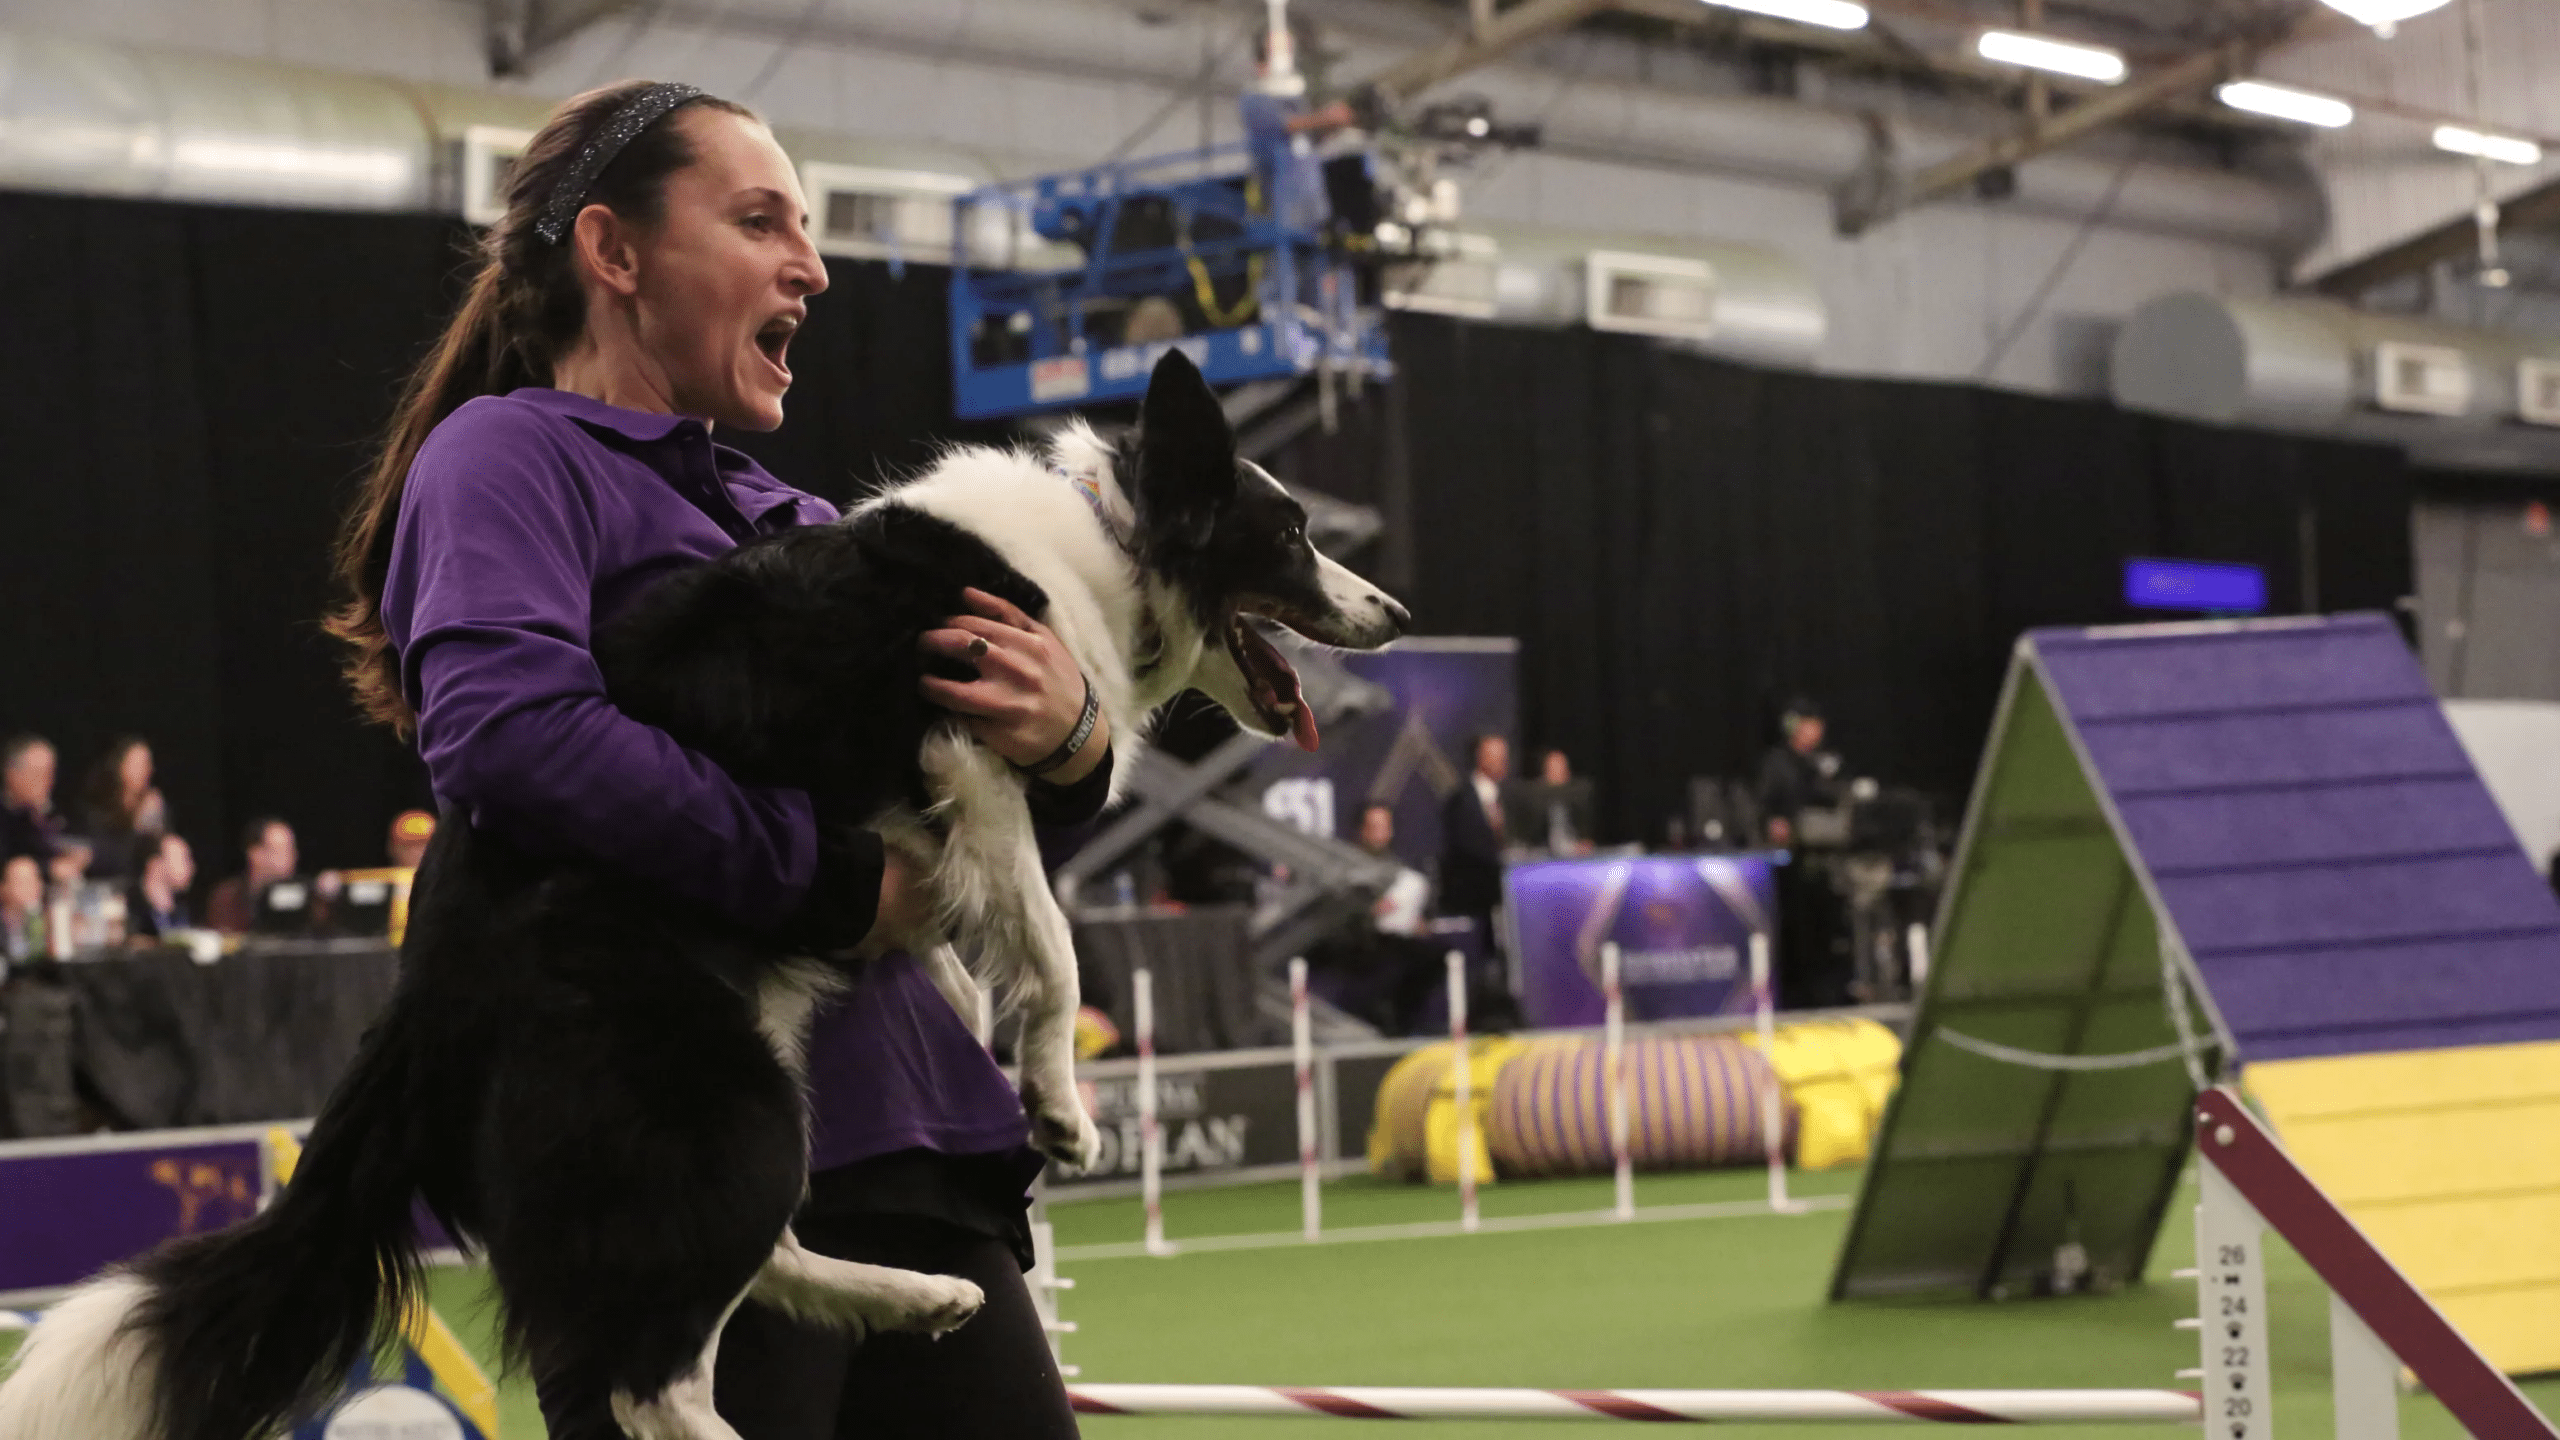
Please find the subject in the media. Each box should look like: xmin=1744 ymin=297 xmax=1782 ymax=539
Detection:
xmin=1133 ymin=348 xmax=1235 ymax=550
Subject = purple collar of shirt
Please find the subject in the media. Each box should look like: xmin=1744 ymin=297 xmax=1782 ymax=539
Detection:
xmin=510 ymin=387 xmax=810 ymax=531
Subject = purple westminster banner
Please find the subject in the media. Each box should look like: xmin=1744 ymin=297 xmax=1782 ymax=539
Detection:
xmin=1506 ymin=854 xmax=1780 ymax=1028
xmin=1246 ymin=638 xmax=1518 ymax=872
xmin=0 ymin=1135 xmax=264 ymax=1295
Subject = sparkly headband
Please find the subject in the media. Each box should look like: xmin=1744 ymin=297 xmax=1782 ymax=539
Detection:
xmin=533 ymin=82 xmax=708 ymax=246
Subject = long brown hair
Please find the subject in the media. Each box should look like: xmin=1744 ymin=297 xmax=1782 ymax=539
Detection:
xmin=81 ymin=735 xmax=152 ymax=833
xmin=327 ymin=81 xmax=755 ymax=736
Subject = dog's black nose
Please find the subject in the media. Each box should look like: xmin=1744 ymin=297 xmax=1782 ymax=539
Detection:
xmin=1382 ymin=595 xmax=1411 ymax=634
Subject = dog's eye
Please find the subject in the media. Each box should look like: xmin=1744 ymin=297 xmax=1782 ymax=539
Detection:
xmin=1284 ymin=525 xmax=1304 ymax=547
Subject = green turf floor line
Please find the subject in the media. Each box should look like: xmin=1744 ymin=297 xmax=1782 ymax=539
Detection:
xmin=11 ymin=1165 xmax=2555 ymax=1437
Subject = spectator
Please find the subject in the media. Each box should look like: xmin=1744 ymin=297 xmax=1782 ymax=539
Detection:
xmin=1755 ymin=698 xmax=1844 ymax=849
xmin=1 ymin=853 xmax=45 ymax=963
xmin=207 ymin=816 xmax=328 ymax=935
xmin=1308 ymin=803 xmax=1446 ymax=1035
xmin=128 ymin=831 xmax=197 ymax=940
xmin=80 ymin=735 xmax=170 ymax=882
xmin=2 ymin=735 xmax=89 ymax=886
xmin=1437 ymin=733 xmax=1508 ymax=934
xmin=1507 ymin=747 xmax=1597 ymax=857
xmin=1359 ymin=802 xmax=1431 ymax=936
xmin=333 ymin=810 xmax=437 ymax=946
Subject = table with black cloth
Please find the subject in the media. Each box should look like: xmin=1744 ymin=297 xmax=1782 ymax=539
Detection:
xmin=1070 ymin=904 xmax=1267 ymax=1056
xmin=0 ymin=941 xmax=398 ymax=1137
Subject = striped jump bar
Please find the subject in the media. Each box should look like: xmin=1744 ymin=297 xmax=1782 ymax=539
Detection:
xmin=1067 ymin=1385 xmax=2204 ymax=1423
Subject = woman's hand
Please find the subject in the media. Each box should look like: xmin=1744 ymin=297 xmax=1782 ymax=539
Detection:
xmin=918 ymin=588 xmax=1110 ymax=785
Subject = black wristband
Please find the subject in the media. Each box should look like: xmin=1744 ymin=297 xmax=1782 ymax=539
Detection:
xmin=1014 ymin=676 xmax=1100 ymax=778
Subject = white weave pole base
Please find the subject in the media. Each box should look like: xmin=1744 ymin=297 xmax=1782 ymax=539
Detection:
xmin=1067 ymin=1384 xmax=2203 ymax=1423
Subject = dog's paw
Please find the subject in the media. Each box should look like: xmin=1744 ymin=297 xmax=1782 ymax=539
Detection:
xmin=1031 ymin=1097 xmax=1103 ymax=1171
xmin=882 ymin=1273 xmax=985 ymax=1337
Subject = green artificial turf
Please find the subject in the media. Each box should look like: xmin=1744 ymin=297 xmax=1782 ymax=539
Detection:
xmin=11 ymin=1163 xmax=2555 ymax=1437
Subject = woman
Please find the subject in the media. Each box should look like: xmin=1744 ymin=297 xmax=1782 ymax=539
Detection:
xmin=327 ymin=80 xmax=1098 ymax=1439
xmin=78 ymin=736 xmax=168 ymax=883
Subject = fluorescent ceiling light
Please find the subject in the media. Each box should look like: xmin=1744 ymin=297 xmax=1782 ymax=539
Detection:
xmin=2434 ymin=124 xmax=2544 ymax=167
xmin=1700 ymin=0 xmax=1870 ymax=32
xmin=2315 ymin=0 xmax=2452 ymax=29
xmin=1975 ymin=29 xmax=2128 ymax=84
xmin=2216 ymin=80 xmax=2355 ymax=129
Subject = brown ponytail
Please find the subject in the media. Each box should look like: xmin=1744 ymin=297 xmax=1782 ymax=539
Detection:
xmin=328 ymin=80 xmax=756 ymax=736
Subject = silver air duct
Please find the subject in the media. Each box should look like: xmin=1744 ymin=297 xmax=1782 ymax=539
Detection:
xmin=0 ymin=29 xmax=438 ymax=210
xmin=2113 ymin=291 xmax=2560 ymax=472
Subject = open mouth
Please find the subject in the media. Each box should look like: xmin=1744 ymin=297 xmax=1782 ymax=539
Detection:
xmin=1228 ymin=612 xmax=1319 ymax=752
xmin=753 ymin=315 xmax=798 ymax=381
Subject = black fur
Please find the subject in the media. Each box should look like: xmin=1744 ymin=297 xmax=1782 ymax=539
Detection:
xmin=97 ymin=349 xmax=1393 ymax=1440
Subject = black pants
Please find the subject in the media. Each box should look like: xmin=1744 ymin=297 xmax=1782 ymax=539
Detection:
xmin=534 ymin=1212 xmax=1080 ymax=1439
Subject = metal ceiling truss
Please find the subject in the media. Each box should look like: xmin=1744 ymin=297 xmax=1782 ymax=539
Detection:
xmin=484 ymin=0 xmax=641 ymax=77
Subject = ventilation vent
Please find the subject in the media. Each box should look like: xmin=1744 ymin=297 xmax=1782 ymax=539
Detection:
xmin=2519 ymin=357 xmax=2560 ymax=427
xmin=1383 ymin=233 xmax=1500 ymax=319
xmin=460 ymin=125 xmax=533 ymax=227
xmin=1586 ymin=250 xmax=1717 ymax=340
xmin=2371 ymin=341 xmax=2471 ymax=417
xmin=800 ymin=162 xmax=973 ymax=261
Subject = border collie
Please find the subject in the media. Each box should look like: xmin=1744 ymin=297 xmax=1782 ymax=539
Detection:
xmin=0 ymin=349 xmax=1407 ymax=1440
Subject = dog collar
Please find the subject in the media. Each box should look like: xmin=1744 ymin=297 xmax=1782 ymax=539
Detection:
xmin=1050 ymin=463 xmax=1130 ymax=544
xmin=1050 ymin=462 xmax=1168 ymax=677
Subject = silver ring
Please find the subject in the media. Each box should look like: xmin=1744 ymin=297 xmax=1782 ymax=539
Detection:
xmin=967 ymin=636 xmax=990 ymax=659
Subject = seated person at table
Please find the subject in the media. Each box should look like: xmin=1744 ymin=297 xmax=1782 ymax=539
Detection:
xmin=1308 ymin=803 xmax=1447 ymax=1035
xmin=79 ymin=735 xmax=170 ymax=883
xmin=127 ymin=831 xmax=197 ymax=941
xmin=1505 ymin=747 xmax=1597 ymax=857
xmin=206 ymin=816 xmax=338 ymax=936
xmin=2 ymin=853 xmax=47 ymax=964
xmin=332 ymin=809 xmax=436 ymax=944
xmin=3 ymin=734 xmax=90 ymax=889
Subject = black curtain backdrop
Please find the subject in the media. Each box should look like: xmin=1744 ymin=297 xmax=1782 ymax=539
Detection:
xmin=1352 ymin=316 xmax=2415 ymax=846
xmin=0 ymin=191 xmax=1001 ymax=877
xmin=0 ymin=191 xmax=2415 ymax=873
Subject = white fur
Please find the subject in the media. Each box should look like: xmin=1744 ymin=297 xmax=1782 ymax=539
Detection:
xmin=611 ymin=1290 xmax=745 ymax=1440
xmin=747 ymin=1228 xmax=983 ymax=1335
xmin=752 ymin=958 xmax=848 ymax=1086
xmin=0 ymin=1272 xmax=159 ymax=1440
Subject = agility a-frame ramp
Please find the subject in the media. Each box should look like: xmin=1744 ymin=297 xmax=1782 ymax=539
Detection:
xmin=1831 ymin=614 xmax=2560 ymax=1398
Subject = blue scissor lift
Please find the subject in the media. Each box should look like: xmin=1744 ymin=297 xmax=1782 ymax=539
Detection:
xmin=947 ymin=142 xmax=1392 ymax=421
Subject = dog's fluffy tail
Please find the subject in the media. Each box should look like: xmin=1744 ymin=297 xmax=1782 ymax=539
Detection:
xmin=0 ymin=1022 xmax=424 ymax=1440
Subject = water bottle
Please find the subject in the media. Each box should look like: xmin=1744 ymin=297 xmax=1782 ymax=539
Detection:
xmin=1112 ymin=871 xmax=1137 ymax=911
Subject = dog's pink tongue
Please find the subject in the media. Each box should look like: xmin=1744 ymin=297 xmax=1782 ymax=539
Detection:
xmin=1281 ymin=663 xmax=1319 ymax=750
xmin=1290 ymin=699 xmax=1320 ymax=752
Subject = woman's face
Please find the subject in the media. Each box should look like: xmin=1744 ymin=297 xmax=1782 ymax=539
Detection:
xmin=120 ymin=743 xmax=152 ymax=796
xmin=621 ymin=110 xmax=828 ymax=431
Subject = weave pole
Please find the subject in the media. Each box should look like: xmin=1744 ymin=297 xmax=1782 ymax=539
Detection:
xmin=1136 ymin=966 xmax=1173 ymax=1257
xmin=1289 ymin=956 xmax=1321 ymax=1242
xmin=1446 ymin=950 xmax=1479 ymax=1233
xmin=1067 ymin=1384 xmax=2203 ymax=1423
xmin=1601 ymin=941 xmax=1633 ymax=1221
xmin=1905 ymin=922 xmax=1930 ymax=991
xmin=1749 ymin=932 xmax=1800 ymax=1215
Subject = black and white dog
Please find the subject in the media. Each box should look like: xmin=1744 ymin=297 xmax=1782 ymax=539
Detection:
xmin=0 ymin=350 xmax=1406 ymax=1440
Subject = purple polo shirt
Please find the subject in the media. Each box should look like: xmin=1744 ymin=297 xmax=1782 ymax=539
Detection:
xmin=381 ymin=387 xmax=1031 ymax=1168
